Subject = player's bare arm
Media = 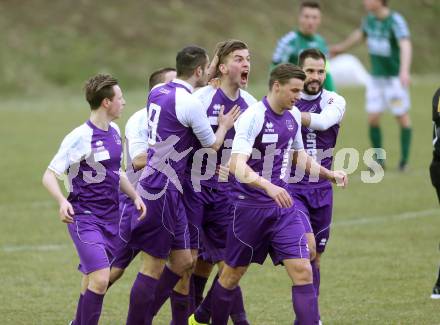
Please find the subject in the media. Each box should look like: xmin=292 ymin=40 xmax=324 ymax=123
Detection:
xmin=120 ymin=171 xmax=146 ymax=220
xmin=399 ymin=38 xmax=412 ymax=87
xmin=292 ymin=150 xmax=348 ymax=187
xmin=330 ymin=29 xmax=364 ymax=56
xmin=42 ymin=169 xmax=74 ymax=223
xmin=230 ymin=152 xmax=293 ymax=208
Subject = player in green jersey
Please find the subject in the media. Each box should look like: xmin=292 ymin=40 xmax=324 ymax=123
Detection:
xmin=271 ymin=1 xmax=336 ymax=91
xmin=331 ymin=0 xmax=412 ymax=171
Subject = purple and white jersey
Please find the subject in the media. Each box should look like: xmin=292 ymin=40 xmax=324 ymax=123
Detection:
xmin=292 ymin=89 xmax=346 ymax=186
xmin=49 ymin=121 xmax=123 ymax=221
xmin=140 ymin=79 xmax=216 ymax=192
xmin=124 ymin=108 xmax=148 ymax=185
xmin=190 ymin=85 xmax=257 ymax=189
xmin=231 ymin=97 xmax=304 ymax=207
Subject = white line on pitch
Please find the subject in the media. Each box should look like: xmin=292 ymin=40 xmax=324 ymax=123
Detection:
xmin=334 ymin=208 xmax=438 ymax=227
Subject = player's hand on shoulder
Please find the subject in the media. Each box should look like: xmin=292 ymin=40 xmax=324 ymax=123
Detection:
xmin=218 ymin=104 xmax=241 ymax=130
xmin=134 ymin=196 xmax=147 ymax=221
xmin=331 ymin=170 xmax=348 ymax=188
xmin=59 ymin=199 xmax=74 ymax=223
xmin=265 ymin=183 xmax=293 ymax=208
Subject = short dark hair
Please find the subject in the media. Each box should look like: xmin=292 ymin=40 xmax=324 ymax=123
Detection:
xmin=84 ymin=74 xmax=118 ymax=110
xmin=148 ymin=67 xmax=176 ymax=90
xmin=176 ymin=46 xmax=208 ymax=78
xmin=300 ymin=1 xmax=321 ymax=11
xmin=215 ymin=40 xmax=249 ymax=77
xmin=269 ymin=64 xmax=306 ymax=90
xmin=298 ymin=48 xmax=326 ymax=67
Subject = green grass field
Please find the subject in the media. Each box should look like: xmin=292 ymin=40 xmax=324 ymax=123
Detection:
xmin=1 ymin=82 xmax=439 ymax=324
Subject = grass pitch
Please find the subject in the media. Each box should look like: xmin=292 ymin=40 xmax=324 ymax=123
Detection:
xmin=1 ymin=82 xmax=439 ymax=324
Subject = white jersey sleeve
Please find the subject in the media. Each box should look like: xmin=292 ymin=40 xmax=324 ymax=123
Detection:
xmin=240 ymin=89 xmax=258 ymax=107
xmin=231 ymin=103 xmax=265 ymax=156
xmin=193 ymin=85 xmax=217 ymax=112
xmin=309 ymin=91 xmax=346 ymax=131
xmin=48 ymin=124 xmax=92 ymax=175
xmin=175 ymin=87 xmax=216 ymax=147
xmin=289 ymin=107 xmax=305 ymax=150
xmin=125 ymin=108 xmax=148 ymax=160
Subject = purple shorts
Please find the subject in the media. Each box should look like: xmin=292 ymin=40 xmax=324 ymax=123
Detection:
xmin=225 ymin=204 xmax=309 ymax=267
xmin=288 ymin=184 xmax=333 ymax=253
xmin=183 ymin=180 xmax=232 ymax=263
xmin=128 ymin=188 xmax=190 ymax=259
xmin=68 ymin=215 xmax=125 ymax=274
xmin=111 ymin=194 xmax=140 ymax=269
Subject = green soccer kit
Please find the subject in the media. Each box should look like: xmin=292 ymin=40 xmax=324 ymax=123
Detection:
xmin=271 ymin=30 xmax=336 ymax=91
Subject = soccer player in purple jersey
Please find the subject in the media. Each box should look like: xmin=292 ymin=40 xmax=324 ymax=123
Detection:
xmin=42 ymin=74 xmax=146 ymax=325
xmin=125 ymin=46 xmax=240 ymax=325
xmin=180 ymin=40 xmax=256 ymax=325
xmin=210 ymin=64 xmax=347 ymax=325
xmin=288 ymin=49 xmax=346 ymax=324
xmin=109 ymin=68 xmax=176 ymax=287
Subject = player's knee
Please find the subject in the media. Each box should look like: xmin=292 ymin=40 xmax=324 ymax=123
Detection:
xmin=291 ymin=260 xmax=313 ymax=285
xmin=368 ymin=114 xmax=381 ymax=126
xmin=89 ymin=274 xmax=109 ymax=294
xmin=169 ymin=255 xmax=194 ymax=276
xmin=219 ymin=267 xmax=244 ymax=289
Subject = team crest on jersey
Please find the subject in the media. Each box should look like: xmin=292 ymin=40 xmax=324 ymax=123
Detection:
xmin=309 ymin=104 xmax=318 ymax=113
xmin=95 ymin=140 xmax=103 ymax=147
xmin=327 ymin=98 xmax=334 ymax=105
xmin=285 ymin=119 xmax=295 ymax=131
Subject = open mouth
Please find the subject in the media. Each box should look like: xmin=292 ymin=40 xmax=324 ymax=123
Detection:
xmin=240 ymin=71 xmax=249 ymax=84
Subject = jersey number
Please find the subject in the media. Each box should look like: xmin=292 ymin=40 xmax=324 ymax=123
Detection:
xmin=147 ymin=103 xmax=161 ymax=145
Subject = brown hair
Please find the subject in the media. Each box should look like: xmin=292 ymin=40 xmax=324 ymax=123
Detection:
xmin=298 ymin=48 xmax=326 ymax=67
xmin=214 ymin=40 xmax=249 ymax=77
xmin=84 ymin=74 xmax=118 ymax=110
xmin=176 ymin=46 xmax=208 ymax=78
xmin=269 ymin=64 xmax=306 ymax=90
xmin=148 ymin=67 xmax=176 ymax=90
xmin=300 ymin=1 xmax=321 ymax=11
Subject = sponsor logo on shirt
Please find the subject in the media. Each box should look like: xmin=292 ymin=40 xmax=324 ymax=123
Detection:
xmin=265 ymin=121 xmax=274 ymax=133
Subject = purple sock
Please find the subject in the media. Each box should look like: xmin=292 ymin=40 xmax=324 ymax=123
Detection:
xmin=126 ymin=273 xmax=158 ymax=325
xmin=72 ymin=293 xmax=83 ymax=325
xmin=230 ymin=286 xmax=249 ymax=325
xmin=149 ymin=266 xmax=181 ymax=317
xmin=188 ymin=276 xmax=196 ymax=314
xmin=81 ymin=289 xmax=104 ymax=325
xmin=292 ymin=284 xmax=319 ymax=325
xmin=211 ymin=280 xmax=237 ymax=325
xmin=311 ymin=260 xmax=320 ymax=297
xmin=170 ymin=291 xmax=190 ymax=325
xmin=192 ymin=274 xmax=208 ymax=308
xmin=311 ymin=260 xmax=321 ymax=321
xmin=194 ymin=274 xmax=219 ymax=323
